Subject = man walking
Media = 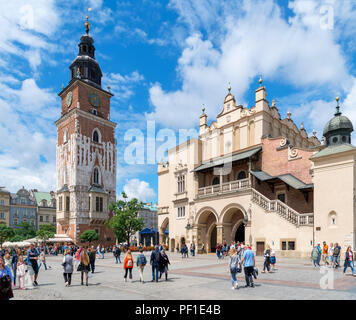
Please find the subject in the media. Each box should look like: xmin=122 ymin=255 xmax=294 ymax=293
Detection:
xmin=114 ymin=245 xmax=121 ymax=264
xmin=150 ymin=245 xmax=161 ymax=282
xmin=241 ymin=244 xmax=255 ymax=288
xmin=88 ymin=246 xmax=96 ymax=273
xmin=27 ymin=244 xmax=40 ymax=286
xmin=333 ymin=243 xmax=340 ymax=268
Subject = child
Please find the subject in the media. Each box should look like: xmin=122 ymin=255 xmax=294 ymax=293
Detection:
xmin=270 ymin=250 xmax=276 ymax=270
xmin=17 ymin=255 xmax=26 ymax=290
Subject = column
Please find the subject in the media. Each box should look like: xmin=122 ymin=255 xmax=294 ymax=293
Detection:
xmin=217 ymin=224 xmax=224 ymax=244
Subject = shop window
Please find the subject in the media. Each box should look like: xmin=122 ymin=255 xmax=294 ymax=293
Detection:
xmin=288 ymin=241 xmax=295 ymax=250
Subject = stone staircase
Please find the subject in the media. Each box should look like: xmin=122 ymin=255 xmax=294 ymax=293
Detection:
xmin=251 ymin=188 xmax=313 ymax=227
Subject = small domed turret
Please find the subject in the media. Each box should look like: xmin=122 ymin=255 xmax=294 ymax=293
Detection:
xmin=323 ymin=97 xmax=353 ymax=146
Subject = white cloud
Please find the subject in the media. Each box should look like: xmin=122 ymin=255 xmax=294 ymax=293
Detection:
xmin=0 ymin=0 xmax=59 ymax=70
xmin=147 ymin=0 xmax=354 ymax=129
xmin=121 ymin=179 xmax=155 ymax=203
xmin=103 ymin=71 xmax=144 ymax=100
xmin=0 ymin=78 xmax=57 ymax=192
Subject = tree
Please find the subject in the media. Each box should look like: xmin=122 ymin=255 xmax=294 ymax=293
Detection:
xmin=36 ymin=224 xmax=56 ymax=244
xmin=107 ymin=192 xmax=145 ymax=245
xmin=80 ymin=229 xmax=98 ymax=246
xmin=12 ymin=221 xmax=36 ymax=241
xmin=0 ymin=224 xmax=15 ymax=248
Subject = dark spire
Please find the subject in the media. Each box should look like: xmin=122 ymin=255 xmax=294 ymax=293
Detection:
xmin=68 ymin=8 xmax=102 ymax=87
xmin=335 ymin=96 xmax=341 ymax=116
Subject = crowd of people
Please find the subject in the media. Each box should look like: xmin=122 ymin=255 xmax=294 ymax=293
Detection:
xmin=1 ymin=239 xmax=355 ymax=300
xmin=0 ymin=242 xmax=171 ymax=300
xmin=311 ymin=242 xmax=355 ymax=275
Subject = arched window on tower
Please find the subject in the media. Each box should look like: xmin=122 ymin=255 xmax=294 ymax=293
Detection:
xmin=93 ymin=130 xmax=99 ymax=143
xmin=93 ymin=168 xmax=99 ymax=185
xmin=63 ymin=129 xmax=68 ymax=143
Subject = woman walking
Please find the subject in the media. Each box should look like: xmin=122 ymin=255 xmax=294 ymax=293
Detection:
xmin=123 ymin=250 xmax=134 ymax=282
xmin=136 ymin=249 xmax=147 ymax=283
xmin=311 ymin=245 xmax=320 ymax=267
xmin=159 ymin=250 xmax=171 ymax=281
xmin=62 ymin=248 xmax=74 ymax=286
xmin=17 ymin=255 xmax=26 ymax=290
xmin=74 ymin=249 xmax=80 ymax=270
xmin=77 ymin=249 xmax=91 ymax=286
xmin=0 ymin=256 xmax=13 ymax=300
xmin=4 ymin=251 xmax=12 ymax=280
xmin=343 ymin=246 xmax=354 ymax=276
xmin=262 ymin=245 xmax=271 ymax=273
xmin=227 ymin=248 xmax=240 ymax=290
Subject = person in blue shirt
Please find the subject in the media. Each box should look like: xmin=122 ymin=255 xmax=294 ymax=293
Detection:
xmin=0 ymin=256 xmax=13 ymax=300
xmin=316 ymin=243 xmax=322 ymax=266
xmin=27 ymin=244 xmax=40 ymax=286
xmin=241 ymin=244 xmax=255 ymax=288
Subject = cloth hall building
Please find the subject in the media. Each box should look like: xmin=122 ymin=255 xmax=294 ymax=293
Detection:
xmin=158 ymin=81 xmax=356 ymax=257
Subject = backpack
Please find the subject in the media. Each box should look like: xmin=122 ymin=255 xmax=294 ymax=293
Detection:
xmin=154 ymin=251 xmax=161 ymax=263
xmin=334 ymin=247 xmax=340 ymax=256
xmin=127 ymin=258 xmax=133 ymax=267
xmin=139 ymin=254 xmax=147 ymax=266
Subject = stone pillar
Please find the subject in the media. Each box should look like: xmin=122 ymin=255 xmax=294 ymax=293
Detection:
xmin=245 ymin=221 xmax=252 ymax=246
xmin=217 ymin=224 xmax=224 ymax=244
xmin=159 ymin=232 xmax=164 ymax=244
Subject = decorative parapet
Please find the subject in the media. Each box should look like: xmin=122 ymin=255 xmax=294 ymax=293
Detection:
xmin=157 ymin=206 xmax=169 ymax=215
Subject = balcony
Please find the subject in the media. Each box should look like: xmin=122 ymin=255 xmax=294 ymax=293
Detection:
xmin=197 ymin=178 xmax=250 ymax=198
xmin=57 ymin=211 xmax=69 ymax=222
xmin=89 ymin=210 xmax=108 ymax=223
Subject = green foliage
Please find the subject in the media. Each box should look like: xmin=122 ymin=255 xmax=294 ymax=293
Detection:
xmin=36 ymin=224 xmax=56 ymax=243
xmin=38 ymin=224 xmax=56 ymax=233
xmin=8 ymin=234 xmax=24 ymax=242
xmin=80 ymin=229 xmax=99 ymax=244
xmin=10 ymin=221 xmax=36 ymax=241
xmin=107 ymin=192 xmax=145 ymax=245
xmin=0 ymin=224 xmax=15 ymax=248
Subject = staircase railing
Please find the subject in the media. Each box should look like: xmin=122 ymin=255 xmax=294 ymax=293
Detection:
xmin=251 ymin=188 xmax=313 ymax=226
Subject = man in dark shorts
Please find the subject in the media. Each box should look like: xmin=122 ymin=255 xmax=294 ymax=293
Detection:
xmin=27 ymin=244 xmax=40 ymax=286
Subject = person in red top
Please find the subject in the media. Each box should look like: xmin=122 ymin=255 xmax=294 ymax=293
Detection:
xmin=123 ymin=250 xmax=134 ymax=282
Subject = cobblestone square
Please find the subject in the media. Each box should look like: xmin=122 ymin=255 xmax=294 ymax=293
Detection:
xmin=12 ymin=252 xmax=356 ymax=300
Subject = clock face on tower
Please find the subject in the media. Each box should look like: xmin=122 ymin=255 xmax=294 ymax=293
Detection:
xmin=66 ymin=91 xmax=72 ymax=107
xmin=89 ymin=92 xmax=100 ymax=108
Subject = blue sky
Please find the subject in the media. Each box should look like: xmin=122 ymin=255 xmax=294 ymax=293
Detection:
xmin=0 ymin=0 xmax=356 ymax=203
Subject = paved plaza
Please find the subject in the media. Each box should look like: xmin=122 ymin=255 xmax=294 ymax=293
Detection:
xmin=13 ymin=252 xmax=356 ymax=300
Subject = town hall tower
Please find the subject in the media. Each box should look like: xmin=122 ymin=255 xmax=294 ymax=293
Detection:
xmin=55 ymin=14 xmax=116 ymax=245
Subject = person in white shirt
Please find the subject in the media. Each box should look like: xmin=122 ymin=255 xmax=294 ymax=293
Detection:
xmin=329 ymin=243 xmax=334 ymax=268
